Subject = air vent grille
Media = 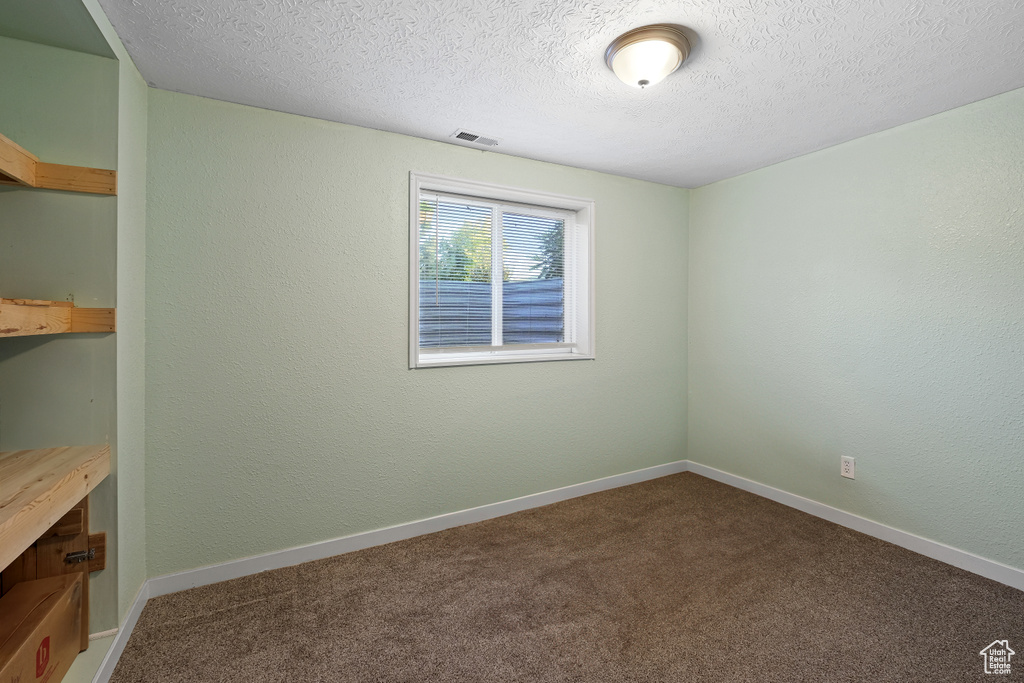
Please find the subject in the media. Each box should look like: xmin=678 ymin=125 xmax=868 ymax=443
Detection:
xmin=451 ymin=129 xmax=500 ymax=147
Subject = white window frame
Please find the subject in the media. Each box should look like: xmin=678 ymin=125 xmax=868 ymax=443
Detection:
xmin=409 ymin=172 xmax=595 ymax=369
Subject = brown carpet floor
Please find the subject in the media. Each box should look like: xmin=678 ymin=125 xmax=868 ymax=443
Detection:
xmin=111 ymin=473 xmax=1024 ymax=682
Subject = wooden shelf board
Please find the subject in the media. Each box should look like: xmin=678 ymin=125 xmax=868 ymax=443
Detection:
xmin=0 ymin=445 xmax=110 ymax=571
xmin=0 ymin=132 xmax=37 ymax=187
xmin=0 ymin=132 xmax=115 ymax=196
xmin=0 ymin=300 xmax=115 ymax=338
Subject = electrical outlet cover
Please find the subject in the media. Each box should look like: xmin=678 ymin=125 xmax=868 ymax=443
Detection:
xmin=841 ymin=456 xmax=855 ymax=479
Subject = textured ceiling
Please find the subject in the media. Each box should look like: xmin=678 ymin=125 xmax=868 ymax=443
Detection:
xmin=97 ymin=0 xmax=1024 ymax=188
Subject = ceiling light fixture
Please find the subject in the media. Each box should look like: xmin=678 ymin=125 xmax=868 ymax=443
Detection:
xmin=605 ymin=24 xmax=690 ymax=89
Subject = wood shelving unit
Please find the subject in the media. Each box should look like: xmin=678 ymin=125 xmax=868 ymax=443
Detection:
xmin=0 ymin=298 xmax=115 ymax=337
xmin=0 ymin=132 xmax=116 ymax=196
xmin=0 ymin=132 xmax=118 ymax=338
xmin=0 ymin=126 xmax=118 ymax=665
xmin=0 ymin=445 xmax=110 ymax=572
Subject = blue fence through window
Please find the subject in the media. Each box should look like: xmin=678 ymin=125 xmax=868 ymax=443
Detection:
xmin=419 ymin=278 xmax=564 ymax=347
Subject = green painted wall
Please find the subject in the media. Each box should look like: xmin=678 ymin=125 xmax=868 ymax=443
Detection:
xmin=83 ymin=0 xmax=149 ymax=622
xmin=145 ymin=90 xmax=689 ymax=576
xmin=0 ymin=0 xmax=115 ymax=58
xmin=111 ymin=28 xmax=149 ymax=627
xmin=689 ymin=87 xmax=1024 ymax=571
xmin=0 ymin=36 xmax=119 ymax=630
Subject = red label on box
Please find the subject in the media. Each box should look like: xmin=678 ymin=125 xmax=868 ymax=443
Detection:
xmin=36 ymin=636 xmax=50 ymax=678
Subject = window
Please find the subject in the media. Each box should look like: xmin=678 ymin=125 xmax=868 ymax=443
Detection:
xmin=410 ymin=173 xmax=594 ymax=368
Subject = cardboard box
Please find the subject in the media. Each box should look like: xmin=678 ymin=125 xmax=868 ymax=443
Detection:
xmin=0 ymin=574 xmax=82 ymax=683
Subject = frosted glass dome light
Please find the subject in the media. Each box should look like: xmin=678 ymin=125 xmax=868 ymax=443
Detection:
xmin=605 ymin=25 xmax=691 ymax=89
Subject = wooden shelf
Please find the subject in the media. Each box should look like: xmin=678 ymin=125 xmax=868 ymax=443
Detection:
xmin=0 ymin=298 xmax=115 ymax=337
xmin=0 ymin=445 xmax=110 ymax=571
xmin=0 ymin=132 xmax=116 ymax=196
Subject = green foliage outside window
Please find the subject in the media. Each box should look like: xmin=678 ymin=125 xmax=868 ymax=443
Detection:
xmin=419 ymin=200 xmax=563 ymax=284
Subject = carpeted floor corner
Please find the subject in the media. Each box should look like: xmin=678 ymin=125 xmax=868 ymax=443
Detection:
xmin=110 ymin=473 xmax=1024 ymax=682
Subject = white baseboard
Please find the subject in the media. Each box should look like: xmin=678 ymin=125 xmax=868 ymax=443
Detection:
xmin=686 ymin=461 xmax=1024 ymax=592
xmin=92 ymin=458 xmax=1024 ymax=680
xmin=93 ymin=581 xmax=150 ymax=683
xmin=92 ymin=460 xmax=687 ymax=681
xmin=147 ymin=460 xmax=689 ymax=598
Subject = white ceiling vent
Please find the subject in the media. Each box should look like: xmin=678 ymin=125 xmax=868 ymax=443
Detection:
xmin=450 ymin=129 xmax=500 ymax=147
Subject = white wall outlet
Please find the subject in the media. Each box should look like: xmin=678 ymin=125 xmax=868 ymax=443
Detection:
xmin=841 ymin=456 xmax=855 ymax=479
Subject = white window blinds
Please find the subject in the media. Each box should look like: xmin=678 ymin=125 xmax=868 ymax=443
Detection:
xmin=410 ymin=174 xmax=594 ymax=368
xmin=418 ymin=195 xmax=494 ymax=348
xmin=500 ymin=211 xmax=566 ymax=345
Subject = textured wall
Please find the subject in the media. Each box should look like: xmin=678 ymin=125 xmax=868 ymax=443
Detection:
xmin=145 ymin=90 xmax=688 ymax=576
xmin=83 ymin=0 xmax=151 ymax=622
xmin=689 ymin=87 xmax=1024 ymax=571
xmin=0 ymin=36 xmax=120 ymax=630
xmin=112 ymin=24 xmax=150 ymax=627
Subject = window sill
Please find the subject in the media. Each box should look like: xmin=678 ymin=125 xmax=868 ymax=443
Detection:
xmin=413 ymin=348 xmax=594 ymax=369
